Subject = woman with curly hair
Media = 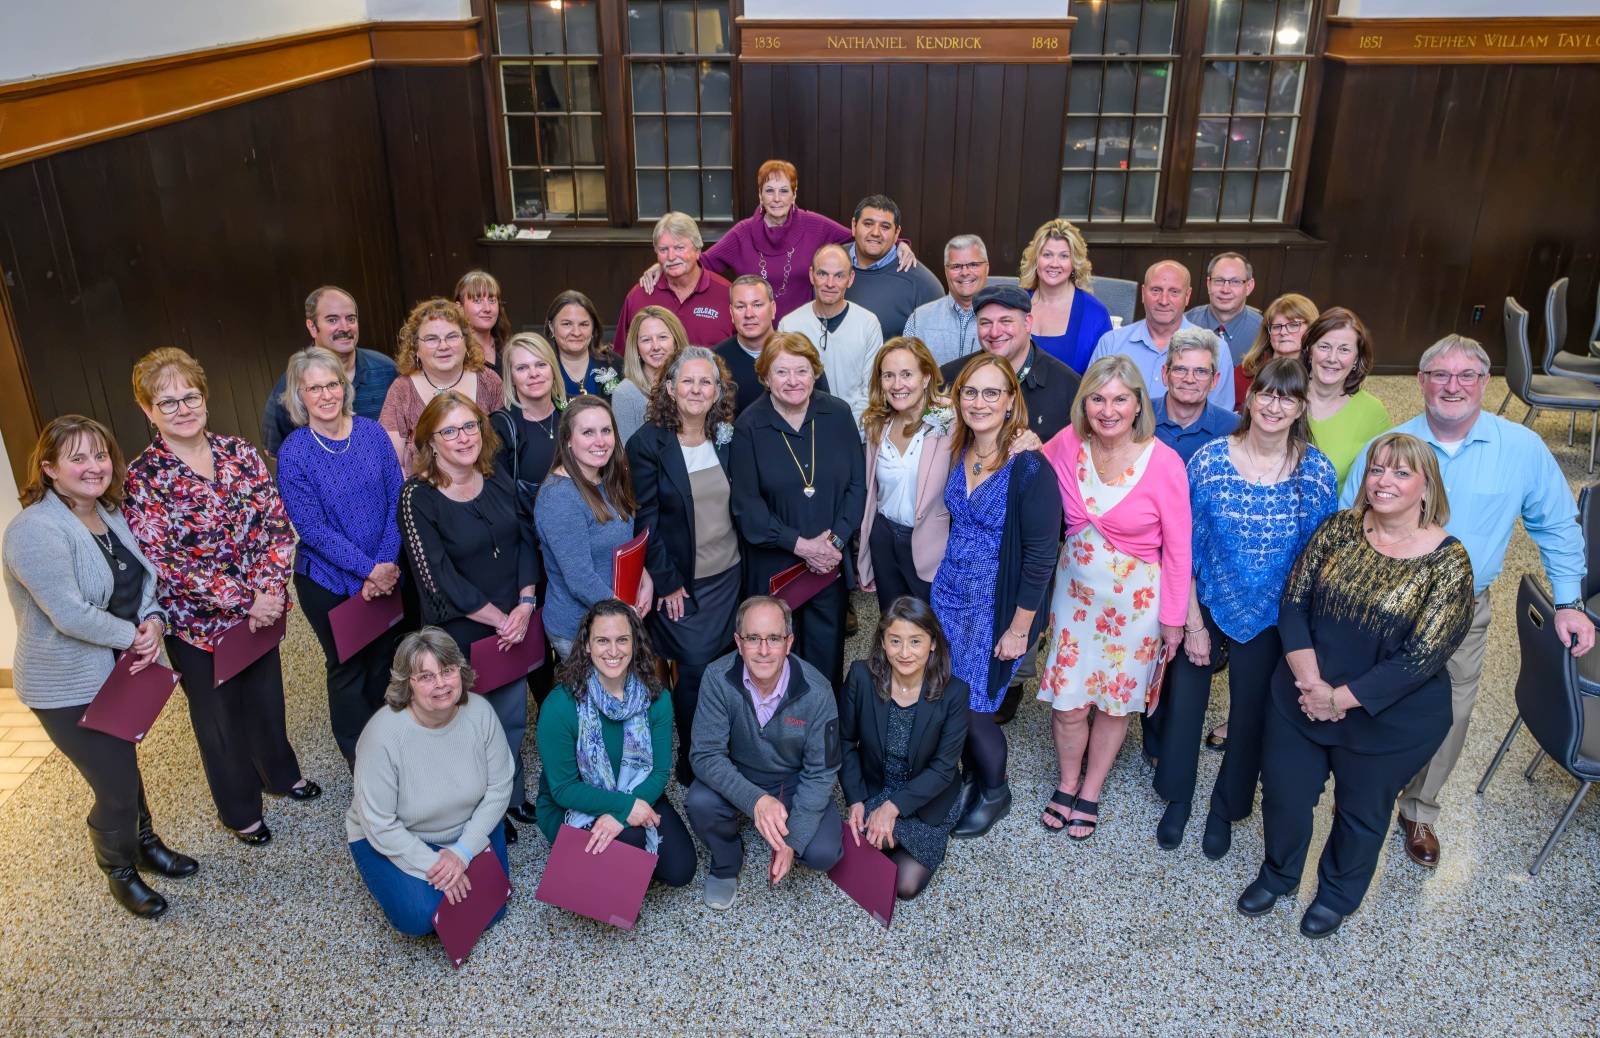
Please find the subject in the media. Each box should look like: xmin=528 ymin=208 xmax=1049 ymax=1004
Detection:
xmin=379 ymin=297 xmax=504 ymax=475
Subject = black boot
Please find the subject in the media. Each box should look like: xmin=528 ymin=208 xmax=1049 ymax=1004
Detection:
xmin=91 ymin=825 xmax=166 ymax=920
xmin=1156 ymin=800 xmax=1191 ymax=850
xmin=138 ymin=792 xmax=198 ymax=878
xmin=952 ymin=783 xmax=1012 ymax=839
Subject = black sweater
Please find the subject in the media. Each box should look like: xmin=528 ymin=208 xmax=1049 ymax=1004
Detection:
xmin=838 ymin=661 xmax=969 ymax=824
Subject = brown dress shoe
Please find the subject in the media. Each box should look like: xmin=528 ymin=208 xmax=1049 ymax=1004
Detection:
xmin=1400 ymin=817 xmax=1440 ymax=868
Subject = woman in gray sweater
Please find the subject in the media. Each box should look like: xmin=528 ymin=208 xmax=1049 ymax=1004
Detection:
xmin=1 ymin=417 xmax=197 ymax=919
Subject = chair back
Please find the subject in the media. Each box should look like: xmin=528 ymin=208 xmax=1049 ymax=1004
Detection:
xmin=1581 ymin=484 xmax=1600 ymax=603
xmin=1504 ymin=297 xmax=1534 ymax=401
xmin=1089 ymin=275 xmax=1139 ymax=326
xmin=1590 ymin=279 xmax=1600 ymax=350
xmin=1543 ymin=276 xmax=1570 ymax=373
xmin=1513 ymin=574 xmax=1586 ymax=772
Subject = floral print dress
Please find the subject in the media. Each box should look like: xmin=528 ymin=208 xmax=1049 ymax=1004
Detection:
xmin=1037 ymin=440 xmax=1163 ymax=716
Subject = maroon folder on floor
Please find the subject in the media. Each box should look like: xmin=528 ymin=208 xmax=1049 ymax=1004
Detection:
xmin=212 ymin=614 xmax=288 ymax=686
xmin=828 ymin=819 xmax=898 ymax=929
xmin=330 ymin=590 xmax=404 ymax=664
xmin=534 ymin=823 xmax=656 ymax=930
xmin=612 ymin=530 xmax=649 ymax=603
xmin=77 ymin=654 xmax=182 ymax=743
xmin=768 ymin=562 xmax=841 ymax=610
xmin=469 ymin=613 xmax=546 ymax=692
xmin=432 ymin=847 xmax=512 ymax=968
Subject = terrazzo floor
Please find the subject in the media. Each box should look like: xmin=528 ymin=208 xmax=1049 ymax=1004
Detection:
xmin=1 ymin=376 xmax=1597 ymax=1038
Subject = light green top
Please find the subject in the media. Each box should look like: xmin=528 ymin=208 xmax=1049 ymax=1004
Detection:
xmin=1308 ymin=388 xmax=1391 ymax=488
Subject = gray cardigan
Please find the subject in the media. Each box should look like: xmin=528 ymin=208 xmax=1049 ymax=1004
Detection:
xmin=2 ymin=493 xmax=163 ymax=710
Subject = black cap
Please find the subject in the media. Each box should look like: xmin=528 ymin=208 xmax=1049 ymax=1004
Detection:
xmin=972 ymin=284 xmax=1032 ymax=315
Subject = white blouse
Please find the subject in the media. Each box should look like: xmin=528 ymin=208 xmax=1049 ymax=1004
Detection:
xmin=873 ymin=427 xmax=926 ymax=528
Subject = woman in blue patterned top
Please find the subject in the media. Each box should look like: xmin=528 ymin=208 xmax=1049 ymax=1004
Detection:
xmin=1153 ymin=356 xmax=1336 ymax=856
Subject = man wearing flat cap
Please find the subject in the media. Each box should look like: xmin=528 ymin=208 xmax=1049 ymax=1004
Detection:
xmin=939 ymin=283 xmax=1080 ymax=442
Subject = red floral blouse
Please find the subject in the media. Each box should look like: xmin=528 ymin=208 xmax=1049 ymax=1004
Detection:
xmin=123 ymin=433 xmax=295 ymax=651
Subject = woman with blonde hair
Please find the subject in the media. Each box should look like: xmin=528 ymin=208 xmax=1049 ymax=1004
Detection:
xmin=1235 ymin=293 xmax=1318 ymax=408
xmin=491 ymin=331 xmax=566 ymax=508
xmin=612 ymin=305 xmax=689 ymax=443
xmin=379 ymin=297 xmax=504 ymax=474
xmin=455 ymin=269 xmax=513 ymax=368
xmin=1020 ymin=218 xmax=1113 ymax=374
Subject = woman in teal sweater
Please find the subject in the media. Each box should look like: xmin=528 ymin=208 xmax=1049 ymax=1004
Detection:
xmin=534 ymin=599 xmax=696 ymax=886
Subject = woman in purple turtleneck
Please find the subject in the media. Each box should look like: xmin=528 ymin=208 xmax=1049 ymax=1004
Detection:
xmin=638 ymin=160 xmax=918 ymax=320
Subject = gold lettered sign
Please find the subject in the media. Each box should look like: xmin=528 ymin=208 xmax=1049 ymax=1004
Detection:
xmin=1326 ymin=16 xmax=1600 ymax=64
xmin=737 ymin=19 xmax=1074 ymax=63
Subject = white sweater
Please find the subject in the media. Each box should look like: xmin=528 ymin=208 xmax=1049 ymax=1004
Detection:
xmin=777 ymin=300 xmax=883 ymax=438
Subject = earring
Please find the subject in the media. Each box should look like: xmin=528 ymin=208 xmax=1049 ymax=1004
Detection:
xmin=1005 ymin=409 xmax=1014 ymax=420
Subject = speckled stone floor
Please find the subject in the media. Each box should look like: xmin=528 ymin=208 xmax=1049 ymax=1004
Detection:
xmin=2 ymin=375 xmax=1597 ymax=1038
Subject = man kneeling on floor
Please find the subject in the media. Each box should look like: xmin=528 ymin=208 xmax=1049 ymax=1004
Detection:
xmin=687 ymin=594 xmax=843 ymax=909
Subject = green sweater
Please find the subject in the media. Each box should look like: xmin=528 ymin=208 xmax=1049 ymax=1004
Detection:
xmin=534 ymin=683 xmax=675 ymax=845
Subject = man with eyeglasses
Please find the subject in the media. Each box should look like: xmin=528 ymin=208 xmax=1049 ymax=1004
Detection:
xmin=1152 ymin=328 xmax=1240 ymax=464
xmin=903 ymin=234 xmax=992 ymax=366
xmin=1090 ymin=260 xmax=1235 ymax=409
xmin=1185 ymin=252 xmax=1262 ymax=360
xmin=686 ymin=595 xmax=843 ymax=910
xmin=260 ymin=286 xmax=398 ymax=456
xmin=1341 ymin=333 xmax=1592 ymax=871
xmin=939 ymin=284 xmax=1080 ymax=443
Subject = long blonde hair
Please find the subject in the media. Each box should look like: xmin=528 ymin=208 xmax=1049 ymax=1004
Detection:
xmin=1018 ymin=218 xmax=1093 ymax=291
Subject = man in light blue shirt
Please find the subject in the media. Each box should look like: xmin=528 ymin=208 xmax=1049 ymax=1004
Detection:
xmin=903 ymin=234 xmax=990 ymax=366
xmin=1184 ymin=252 xmax=1263 ymax=361
xmin=1089 ymin=260 xmax=1235 ymax=410
xmin=1341 ymin=333 xmax=1592 ymax=870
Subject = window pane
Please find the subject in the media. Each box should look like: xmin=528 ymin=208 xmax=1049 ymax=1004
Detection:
xmin=1205 ymin=0 xmax=1242 ymax=53
xmin=1200 ymin=61 xmax=1234 ymax=115
xmin=1130 ymin=117 xmax=1164 ymax=167
xmin=1141 ymin=1 xmax=1179 ymax=53
xmin=570 ymin=63 xmax=602 ymax=111
xmin=1092 ymin=172 xmax=1126 ymax=220
xmin=633 ymin=63 xmax=664 ymax=112
xmin=1103 ymin=62 xmax=1136 ymax=114
xmin=628 ymin=2 xmax=661 ymax=52
xmin=565 ymin=0 xmax=599 ymax=53
xmin=700 ymin=62 xmax=731 ymax=111
xmin=635 ymin=116 xmax=666 ymax=166
xmin=703 ymin=170 xmax=734 ymax=219
xmin=701 ymin=116 xmax=732 ymax=166
xmin=1261 ymin=116 xmax=1296 ymax=167
xmin=507 ymin=116 xmax=539 ymax=165
xmin=1135 ymin=63 xmax=1170 ymax=114
xmin=1104 ymin=1 xmax=1142 ymax=54
xmin=1275 ymin=0 xmax=1313 ymax=54
xmin=664 ymin=1 xmax=696 ymax=54
xmin=1253 ymin=171 xmax=1288 ymax=220
xmin=697 ymin=3 xmax=731 ymax=53
xmin=533 ymin=62 xmax=567 ymax=110
xmin=539 ymin=116 xmax=572 ymax=164
xmin=1068 ymin=64 xmax=1102 ymax=115
xmin=577 ymin=169 xmax=608 ymax=217
xmin=1219 ymin=171 xmax=1255 ymax=220
xmin=497 ymin=2 xmax=531 ymax=54
xmin=573 ymin=115 xmax=605 ymax=163
xmin=1238 ymin=0 xmax=1276 ymax=55
xmin=1188 ymin=171 xmax=1221 ymax=221
xmin=544 ymin=171 xmax=577 ymax=219
xmin=1069 ymin=0 xmax=1105 ymax=53
xmin=669 ymin=170 xmax=702 ymax=217
xmin=1269 ymin=62 xmax=1304 ymax=114
xmin=1096 ymin=117 xmax=1132 ymax=168
xmin=1194 ymin=117 xmax=1228 ymax=168
xmin=1234 ymin=61 xmax=1270 ymax=115
xmin=1226 ymin=117 xmax=1262 ymax=168
xmin=511 ymin=169 xmax=545 ymax=219
xmin=1125 ymin=171 xmax=1159 ymax=220
xmin=637 ymin=171 xmax=669 ymax=217
xmin=665 ymin=62 xmax=697 ymax=111
xmin=667 ymin=115 xmax=699 ymax=165
xmin=531 ymin=2 xmax=563 ymax=53
xmin=1059 ymin=173 xmax=1093 ymax=221
xmin=1063 ymin=117 xmax=1097 ymax=169
xmin=502 ymin=64 xmax=535 ymax=113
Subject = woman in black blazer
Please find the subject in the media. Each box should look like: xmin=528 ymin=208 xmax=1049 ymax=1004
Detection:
xmin=626 ymin=345 xmax=742 ymax=785
xmin=840 ymin=596 xmax=969 ymax=901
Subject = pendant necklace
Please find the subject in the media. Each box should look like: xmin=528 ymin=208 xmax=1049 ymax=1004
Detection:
xmin=971 ymin=443 xmax=1001 ymax=475
xmin=423 ymin=368 xmax=465 ymax=395
xmin=93 ymin=529 xmax=128 ymax=572
xmin=781 ymin=419 xmax=817 ymax=497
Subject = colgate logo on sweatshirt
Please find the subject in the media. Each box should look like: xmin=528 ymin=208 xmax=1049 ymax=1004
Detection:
xmin=694 ymin=306 xmax=722 ymax=320
xmin=782 ymin=716 xmax=807 ymax=728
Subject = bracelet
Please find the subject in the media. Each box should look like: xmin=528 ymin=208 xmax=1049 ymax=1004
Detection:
xmin=518 ymin=594 xmax=537 ymax=607
xmin=1184 ymin=624 xmax=1204 ymax=634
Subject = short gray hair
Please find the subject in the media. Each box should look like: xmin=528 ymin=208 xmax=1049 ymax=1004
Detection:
xmin=1418 ymin=333 xmax=1490 ymax=374
xmin=280 ymin=346 xmax=353 ymax=427
xmin=1165 ymin=327 xmax=1221 ymax=369
xmin=652 ymin=211 xmax=703 ymax=251
xmin=736 ymin=595 xmax=793 ymax=636
xmin=1205 ymin=251 xmax=1253 ymax=280
xmin=943 ymin=234 xmax=988 ymax=265
xmin=385 ymin=628 xmax=475 ymax=710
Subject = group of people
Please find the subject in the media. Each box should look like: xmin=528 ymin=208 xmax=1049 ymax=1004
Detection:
xmin=4 ymin=159 xmax=1591 ymax=945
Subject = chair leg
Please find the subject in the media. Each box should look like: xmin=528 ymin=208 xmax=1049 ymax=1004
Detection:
xmin=1497 ymin=390 xmax=1512 ymax=416
xmin=1568 ymin=411 xmax=1575 ymax=446
xmin=1476 ymin=715 xmax=1523 ymax=793
xmin=1589 ymin=412 xmax=1597 ymax=474
xmin=1529 ymin=780 xmax=1592 ymax=877
xmin=1524 ymin=749 xmax=1546 ymax=780
xmin=1523 ymin=405 xmax=1538 ymax=427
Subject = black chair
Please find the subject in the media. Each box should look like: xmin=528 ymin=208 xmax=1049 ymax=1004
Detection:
xmin=1496 ymin=297 xmax=1600 ymax=472
xmin=1475 ymin=575 xmax=1600 ymax=876
xmin=1588 ymin=279 xmax=1600 ymax=359
xmin=1542 ymin=277 xmax=1600 ymax=380
xmin=1580 ymin=483 xmax=1600 ymax=617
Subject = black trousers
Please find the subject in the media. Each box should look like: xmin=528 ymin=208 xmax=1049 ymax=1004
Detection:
xmin=295 ymin=574 xmax=396 ymax=767
xmin=793 ymin=577 xmax=848 ymax=691
xmin=866 ymin=515 xmax=932 ymax=612
xmin=166 ymin=636 xmax=303 ymax=831
xmin=32 ymin=703 xmax=145 ymax=859
xmin=612 ymin=795 xmax=698 ymax=887
xmin=1256 ymin=702 xmax=1443 ymax=915
xmin=1155 ymin=610 xmax=1281 ymax=819
xmin=685 ymin=778 xmax=844 ymax=879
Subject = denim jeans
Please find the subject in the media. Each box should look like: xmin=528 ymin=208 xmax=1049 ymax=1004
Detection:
xmin=349 ymin=825 xmax=510 ymax=936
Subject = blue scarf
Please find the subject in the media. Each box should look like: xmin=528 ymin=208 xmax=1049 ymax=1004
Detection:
xmin=566 ymin=671 xmax=659 ymax=853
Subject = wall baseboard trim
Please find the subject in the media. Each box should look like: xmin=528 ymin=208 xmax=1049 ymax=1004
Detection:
xmin=0 ymin=668 xmax=12 ymax=688
xmin=0 ymin=20 xmax=482 ymax=169
xmin=1326 ymin=16 xmax=1600 ymax=65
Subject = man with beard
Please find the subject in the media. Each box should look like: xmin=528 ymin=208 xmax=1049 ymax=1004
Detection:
xmin=261 ymin=286 xmax=397 ymax=456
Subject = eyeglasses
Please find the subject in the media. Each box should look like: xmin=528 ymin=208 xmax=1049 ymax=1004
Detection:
xmin=1421 ymin=369 xmax=1487 ymax=386
xmin=1168 ymin=365 xmax=1214 ymax=381
xmin=738 ymin=633 xmax=789 ymax=649
xmin=419 ymin=332 xmax=465 ymax=348
xmin=302 ymin=381 xmax=343 ymax=397
xmin=434 ymin=420 xmax=481 ymax=441
xmin=945 ymin=261 xmax=988 ymax=274
xmin=155 ymin=392 xmax=205 ymax=415
xmin=412 ymin=664 xmax=461 ymax=688
xmin=959 ymin=386 xmax=1009 ymax=403
xmin=1208 ymin=277 xmax=1248 ymax=289
xmin=1254 ymin=392 xmax=1301 ymax=413
xmin=1268 ymin=319 xmax=1307 ymax=335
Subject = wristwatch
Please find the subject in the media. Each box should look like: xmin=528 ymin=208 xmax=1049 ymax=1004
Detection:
xmin=518 ymin=594 xmax=537 ymax=607
xmin=1554 ymin=600 xmax=1585 ymax=612
xmin=826 ymin=533 xmax=845 ymax=552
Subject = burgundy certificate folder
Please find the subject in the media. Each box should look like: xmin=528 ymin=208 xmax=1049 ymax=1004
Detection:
xmin=611 ymin=530 xmax=649 ymax=604
xmin=78 ymin=654 xmax=181 ymax=744
xmin=212 ymin=614 xmax=287 ymax=686
xmin=534 ymin=823 xmax=656 ymax=930
xmin=768 ymin=562 xmax=841 ymax=610
xmin=330 ymin=590 xmax=404 ymax=664
xmin=469 ymin=613 xmax=546 ymax=692
xmin=432 ymin=847 xmax=512 ymax=968
xmin=828 ymin=819 xmax=898 ymax=929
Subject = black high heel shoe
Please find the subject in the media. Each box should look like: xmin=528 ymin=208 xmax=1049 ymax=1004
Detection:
xmin=287 ymin=780 xmax=322 ymax=802
xmin=230 ymin=821 xmax=273 ymax=846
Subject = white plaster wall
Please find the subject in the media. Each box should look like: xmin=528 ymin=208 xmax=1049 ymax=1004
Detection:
xmin=1339 ymin=0 xmax=1599 ymax=15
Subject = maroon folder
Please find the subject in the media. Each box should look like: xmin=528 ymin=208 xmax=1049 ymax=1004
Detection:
xmin=330 ymin=590 xmax=404 ymax=664
xmin=469 ymin=612 xmax=547 ymax=692
xmin=211 ymin=614 xmax=288 ymax=686
xmin=768 ymin=562 xmax=841 ymax=610
xmin=77 ymin=654 xmax=181 ymax=744
xmin=534 ymin=823 xmax=656 ymax=930
xmin=612 ymin=530 xmax=649 ymax=604
xmin=431 ymin=847 xmax=512 ymax=968
xmin=1144 ymin=656 xmax=1169 ymax=718
xmin=828 ymin=819 xmax=899 ymax=929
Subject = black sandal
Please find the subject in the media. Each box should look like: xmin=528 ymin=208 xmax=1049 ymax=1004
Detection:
xmin=1067 ymin=799 xmax=1099 ymax=842
xmin=1040 ymin=790 xmax=1075 ymax=832
xmin=1205 ymin=729 xmax=1228 ymax=752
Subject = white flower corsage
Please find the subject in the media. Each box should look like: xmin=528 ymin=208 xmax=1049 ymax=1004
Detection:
xmin=593 ymin=366 xmax=621 ymax=394
xmin=484 ymin=223 xmax=519 ymax=241
xmin=714 ymin=421 xmax=734 ymax=446
xmin=921 ymin=405 xmax=955 ymax=437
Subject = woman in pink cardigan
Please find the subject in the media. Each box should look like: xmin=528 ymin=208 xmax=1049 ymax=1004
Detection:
xmin=1036 ymin=355 xmax=1191 ymax=840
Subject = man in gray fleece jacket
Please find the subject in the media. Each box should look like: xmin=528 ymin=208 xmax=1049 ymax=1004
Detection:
xmin=687 ymin=595 xmax=842 ymax=909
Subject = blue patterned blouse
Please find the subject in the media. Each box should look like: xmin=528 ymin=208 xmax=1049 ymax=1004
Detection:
xmin=1187 ymin=437 xmax=1338 ymax=642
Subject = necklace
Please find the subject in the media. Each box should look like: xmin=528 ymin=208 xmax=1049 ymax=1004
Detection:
xmin=1240 ymin=440 xmax=1287 ymax=485
xmin=780 ymin=418 xmax=817 ymax=497
xmin=1091 ymin=440 xmax=1139 ymax=484
xmin=526 ymin=409 xmax=556 ymax=440
xmin=92 ymin=529 xmax=127 ymax=572
xmin=758 ymin=246 xmax=796 ymax=300
xmin=308 ymin=421 xmax=352 ymax=455
xmin=422 ymin=367 xmax=465 ymax=395
xmin=971 ymin=441 xmax=1002 ymax=475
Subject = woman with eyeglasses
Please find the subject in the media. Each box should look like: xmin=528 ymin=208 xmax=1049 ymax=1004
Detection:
xmin=398 ymin=391 xmax=539 ymax=841
xmin=379 ymin=297 xmax=505 ymax=476
xmin=1153 ymin=356 xmax=1337 ymax=856
xmin=1235 ymin=294 xmax=1318 ymax=410
xmin=1302 ymin=307 xmax=1389 ymax=487
xmin=124 ymin=348 xmax=320 ymax=847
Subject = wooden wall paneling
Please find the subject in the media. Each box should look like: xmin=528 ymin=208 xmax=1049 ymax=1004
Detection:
xmin=1011 ymin=64 xmax=1070 ymax=268
xmin=883 ymin=64 xmax=928 ymax=236
xmin=917 ymin=64 xmax=960 ymax=261
xmin=832 ymin=65 xmax=872 ymax=218
xmin=812 ymin=64 xmax=845 ymax=219
xmin=0 ymin=272 xmax=39 ymax=488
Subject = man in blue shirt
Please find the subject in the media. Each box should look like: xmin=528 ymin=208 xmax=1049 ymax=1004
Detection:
xmin=1184 ymin=252 xmax=1263 ymax=362
xmin=260 ymin=286 xmax=398 ymax=456
xmin=1152 ymin=328 xmax=1240 ymax=464
xmin=1089 ymin=260 xmax=1235 ymax=410
xmin=1341 ymin=333 xmax=1592 ymax=870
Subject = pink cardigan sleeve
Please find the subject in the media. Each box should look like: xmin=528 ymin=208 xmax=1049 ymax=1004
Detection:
xmin=1149 ymin=444 xmax=1192 ymax=627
